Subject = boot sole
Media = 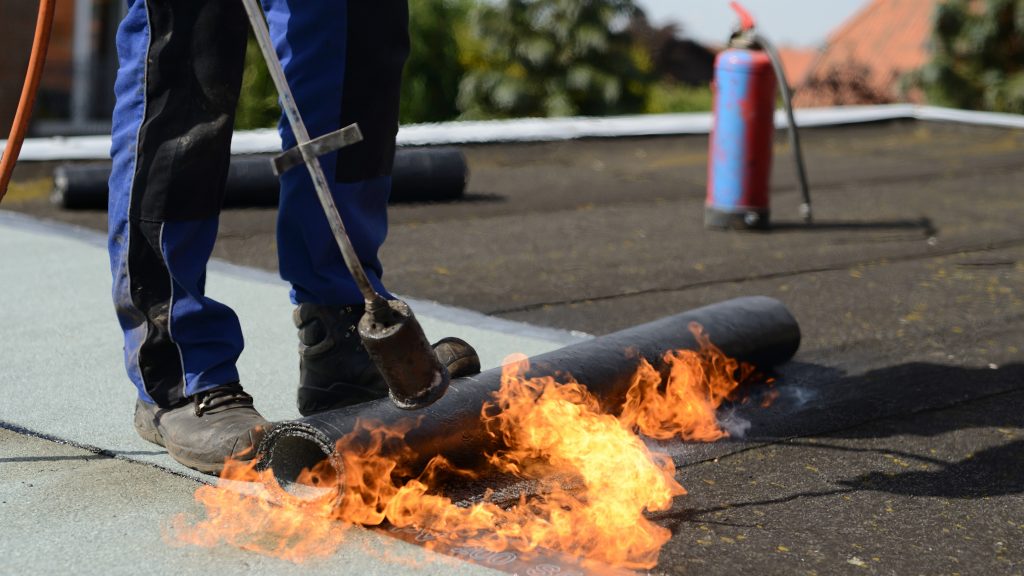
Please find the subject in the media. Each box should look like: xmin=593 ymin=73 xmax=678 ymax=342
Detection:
xmin=166 ymin=449 xmax=233 ymax=475
xmin=166 ymin=427 xmax=266 ymax=475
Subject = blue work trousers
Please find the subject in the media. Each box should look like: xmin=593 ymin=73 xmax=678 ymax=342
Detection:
xmin=108 ymin=0 xmax=407 ymax=407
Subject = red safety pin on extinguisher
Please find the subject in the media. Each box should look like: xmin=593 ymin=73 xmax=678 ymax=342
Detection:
xmin=706 ymin=1 xmax=813 ymax=229
xmin=0 ymin=0 xmax=57 ymax=204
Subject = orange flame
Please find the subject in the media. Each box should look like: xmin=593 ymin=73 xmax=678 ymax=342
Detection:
xmin=170 ymin=459 xmax=346 ymax=563
xmin=171 ymin=324 xmax=760 ymax=569
xmin=619 ymin=322 xmax=755 ymax=441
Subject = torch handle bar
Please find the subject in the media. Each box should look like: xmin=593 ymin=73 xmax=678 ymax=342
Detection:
xmin=0 ymin=0 xmax=56 ymax=204
xmin=239 ymin=0 xmax=385 ymax=306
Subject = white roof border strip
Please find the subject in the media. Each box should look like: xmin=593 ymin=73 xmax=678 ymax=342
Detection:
xmin=3 ymin=104 xmax=1022 ymax=162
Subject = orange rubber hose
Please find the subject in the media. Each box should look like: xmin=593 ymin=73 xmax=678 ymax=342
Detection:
xmin=0 ymin=0 xmax=57 ymax=203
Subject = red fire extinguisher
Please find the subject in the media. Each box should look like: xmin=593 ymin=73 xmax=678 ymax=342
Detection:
xmin=706 ymin=1 xmax=813 ymax=230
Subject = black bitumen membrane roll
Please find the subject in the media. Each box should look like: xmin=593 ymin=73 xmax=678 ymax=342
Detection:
xmin=257 ymin=296 xmax=801 ymax=486
xmin=391 ymin=147 xmax=468 ymax=203
xmin=51 ymin=147 xmax=468 ymax=209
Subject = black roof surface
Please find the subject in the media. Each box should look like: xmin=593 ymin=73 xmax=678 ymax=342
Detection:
xmin=5 ymin=118 xmax=1023 ymax=573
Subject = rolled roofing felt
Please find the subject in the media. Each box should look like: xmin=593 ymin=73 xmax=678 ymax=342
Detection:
xmin=258 ymin=296 xmax=801 ymax=486
xmin=51 ymin=147 xmax=469 ymax=209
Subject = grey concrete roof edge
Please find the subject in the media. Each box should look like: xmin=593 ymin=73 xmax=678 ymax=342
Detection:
xmin=0 ymin=210 xmax=591 ymax=345
xmin=5 ymin=105 xmax=1024 ymax=161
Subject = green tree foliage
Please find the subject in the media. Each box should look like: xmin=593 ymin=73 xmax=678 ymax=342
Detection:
xmin=629 ymin=14 xmax=714 ymax=113
xmin=234 ymin=36 xmax=280 ymax=130
xmin=235 ymin=1 xmax=475 ymax=130
xmin=402 ymin=0 xmax=475 ymax=124
xmin=645 ymin=83 xmax=712 ymax=113
xmin=234 ymin=0 xmax=710 ymax=127
xmin=457 ymin=0 xmax=654 ymax=119
xmin=914 ymin=0 xmax=1024 ymax=113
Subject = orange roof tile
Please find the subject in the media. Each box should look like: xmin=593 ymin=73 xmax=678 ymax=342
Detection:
xmin=796 ymin=0 xmax=937 ymax=107
xmin=777 ymin=47 xmax=820 ymax=86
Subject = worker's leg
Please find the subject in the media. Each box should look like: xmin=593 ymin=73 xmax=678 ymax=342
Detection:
xmin=265 ymin=0 xmax=405 ymax=306
xmin=264 ymin=0 xmax=479 ymax=415
xmin=109 ymin=0 xmax=267 ymax=475
xmin=262 ymin=0 xmax=403 ymax=415
xmin=108 ymin=0 xmax=249 ymax=409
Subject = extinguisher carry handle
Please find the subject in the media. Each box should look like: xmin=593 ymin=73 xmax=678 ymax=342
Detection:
xmin=729 ymin=1 xmax=757 ymax=32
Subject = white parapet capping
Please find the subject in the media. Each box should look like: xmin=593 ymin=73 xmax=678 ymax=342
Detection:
xmin=394 ymin=104 xmax=923 ymax=146
xmin=3 ymin=104 xmax=1023 ymax=162
xmin=4 ymin=134 xmax=113 ymax=162
xmin=915 ymin=106 xmax=1024 ymax=129
xmin=229 ymin=127 xmax=282 ymax=155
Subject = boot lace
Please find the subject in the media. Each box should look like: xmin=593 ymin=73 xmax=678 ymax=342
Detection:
xmin=194 ymin=384 xmax=255 ymax=417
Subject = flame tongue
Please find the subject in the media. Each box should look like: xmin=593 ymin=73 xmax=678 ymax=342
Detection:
xmin=172 ymin=324 xmax=755 ymax=569
xmin=471 ymin=355 xmax=685 ymax=567
xmin=620 ymin=322 xmax=750 ymax=441
xmin=171 ymin=460 xmax=346 ymax=563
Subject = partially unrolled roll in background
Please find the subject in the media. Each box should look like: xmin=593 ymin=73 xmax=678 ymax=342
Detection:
xmin=51 ymin=147 xmax=469 ymax=209
xmin=258 ymin=296 xmax=801 ymax=487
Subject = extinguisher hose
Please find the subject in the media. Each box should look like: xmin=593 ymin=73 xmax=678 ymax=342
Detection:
xmin=754 ymin=33 xmax=813 ymax=223
xmin=0 ymin=0 xmax=57 ymax=205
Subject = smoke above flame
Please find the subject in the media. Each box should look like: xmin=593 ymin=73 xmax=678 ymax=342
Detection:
xmin=171 ymin=323 xmax=764 ymax=569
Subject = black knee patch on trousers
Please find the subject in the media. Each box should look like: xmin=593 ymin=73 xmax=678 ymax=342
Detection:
xmin=132 ymin=0 xmax=248 ymax=222
xmin=335 ymin=0 xmax=410 ymax=183
xmin=125 ymin=219 xmax=187 ymax=407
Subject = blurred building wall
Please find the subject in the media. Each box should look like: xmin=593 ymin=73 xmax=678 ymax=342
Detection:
xmin=0 ymin=0 xmax=123 ymax=137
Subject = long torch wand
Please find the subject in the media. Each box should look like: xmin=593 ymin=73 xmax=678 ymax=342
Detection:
xmin=239 ymin=0 xmax=451 ymax=409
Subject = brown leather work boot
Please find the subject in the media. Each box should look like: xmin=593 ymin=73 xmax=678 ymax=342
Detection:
xmin=133 ymin=383 xmax=269 ymax=475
